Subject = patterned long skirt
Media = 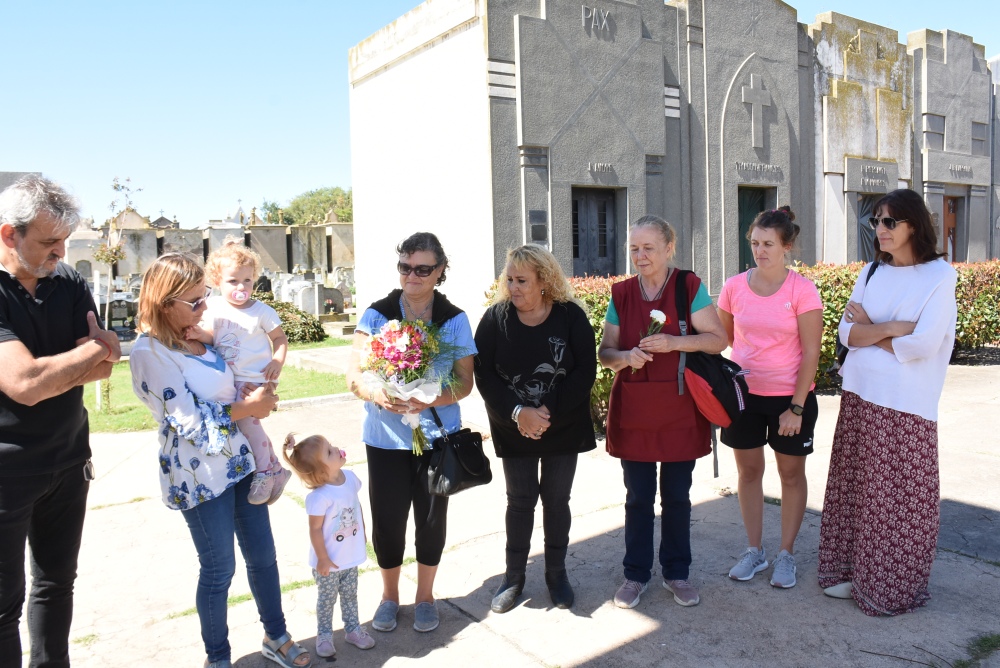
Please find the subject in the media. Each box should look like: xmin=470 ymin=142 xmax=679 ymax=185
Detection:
xmin=818 ymin=391 xmax=940 ymax=616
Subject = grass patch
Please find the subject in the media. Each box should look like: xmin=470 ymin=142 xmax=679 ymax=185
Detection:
xmin=289 ymin=338 xmax=351 ymax=351
xmin=72 ymin=634 xmax=98 ymax=647
xmin=90 ymin=496 xmax=151 ymax=511
xmin=954 ymin=632 xmax=1000 ymax=668
xmin=284 ymin=490 xmax=306 ymax=509
xmin=86 ymin=362 xmax=347 ymax=433
xmin=940 ymin=547 xmax=1000 ymax=569
xmin=763 ymin=496 xmax=782 ymax=507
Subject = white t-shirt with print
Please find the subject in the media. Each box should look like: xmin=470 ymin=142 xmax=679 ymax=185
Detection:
xmin=202 ymin=297 xmax=281 ymax=383
xmin=304 ymin=470 xmax=367 ymax=571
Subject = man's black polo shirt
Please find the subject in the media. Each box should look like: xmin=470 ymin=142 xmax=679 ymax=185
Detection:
xmin=0 ymin=262 xmax=97 ymax=476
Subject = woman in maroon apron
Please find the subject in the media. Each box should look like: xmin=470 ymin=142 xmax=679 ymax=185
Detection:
xmin=598 ymin=215 xmax=728 ymax=610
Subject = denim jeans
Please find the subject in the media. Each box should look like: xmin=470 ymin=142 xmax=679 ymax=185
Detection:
xmin=621 ymin=459 xmax=696 ymax=583
xmin=0 ymin=461 xmax=90 ymax=668
xmin=502 ymin=453 xmax=578 ymax=574
xmin=181 ymin=473 xmax=286 ymax=663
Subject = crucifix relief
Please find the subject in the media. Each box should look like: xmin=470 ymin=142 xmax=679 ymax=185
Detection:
xmin=742 ymin=74 xmax=771 ymax=149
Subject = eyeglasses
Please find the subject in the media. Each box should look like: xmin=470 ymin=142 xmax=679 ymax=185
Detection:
xmin=397 ymin=262 xmax=439 ymax=278
xmin=173 ymin=288 xmax=211 ymax=312
xmin=868 ymin=217 xmax=908 ymax=230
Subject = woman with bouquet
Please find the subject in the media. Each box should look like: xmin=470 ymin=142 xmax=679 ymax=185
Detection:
xmin=345 ymin=232 xmax=476 ymax=634
xmin=474 ymin=245 xmax=596 ymax=614
xmin=598 ymin=216 xmax=728 ymax=610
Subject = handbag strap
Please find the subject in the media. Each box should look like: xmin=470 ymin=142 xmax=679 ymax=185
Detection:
xmin=674 ymin=269 xmax=693 ymax=394
xmin=429 ymin=407 xmax=450 ymax=441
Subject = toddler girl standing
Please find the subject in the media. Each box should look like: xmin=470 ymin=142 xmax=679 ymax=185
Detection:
xmin=284 ymin=433 xmax=375 ymax=657
xmin=192 ymin=240 xmax=291 ymax=503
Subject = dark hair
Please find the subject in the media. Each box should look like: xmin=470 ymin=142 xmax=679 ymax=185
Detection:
xmin=748 ymin=206 xmax=799 ymax=247
xmin=871 ymin=189 xmax=945 ymax=265
xmin=396 ymin=232 xmax=448 ymax=285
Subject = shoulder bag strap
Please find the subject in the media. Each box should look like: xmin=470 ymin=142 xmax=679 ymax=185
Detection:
xmin=429 ymin=407 xmax=450 ymax=442
xmin=674 ymin=269 xmax=692 ymax=394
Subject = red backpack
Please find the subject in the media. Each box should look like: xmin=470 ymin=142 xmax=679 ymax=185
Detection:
xmin=674 ymin=270 xmax=749 ymax=428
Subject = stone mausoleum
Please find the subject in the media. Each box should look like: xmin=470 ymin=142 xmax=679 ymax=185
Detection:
xmin=349 ymin=0 xmax=999 ymax=315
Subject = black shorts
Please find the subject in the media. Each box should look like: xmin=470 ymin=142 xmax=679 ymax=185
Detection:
xmin=720 ymin=392 xmax=818 ymax=456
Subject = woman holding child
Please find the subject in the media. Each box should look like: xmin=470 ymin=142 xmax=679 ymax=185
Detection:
xmin=130 ymin=252 xmax=311 ymax=668
xmin=345 ymin=232 xmax=476 ymax=635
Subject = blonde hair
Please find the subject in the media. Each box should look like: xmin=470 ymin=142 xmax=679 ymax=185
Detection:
xmin=282 ymin=433 xmax=329 ymax=489
xmin=205 ymin=237 xmax=261 ymax=288
xmin=490 ymin=244 xmax=577 ymax=308
xmin=136 ymin=252 xmax=205 ymax=350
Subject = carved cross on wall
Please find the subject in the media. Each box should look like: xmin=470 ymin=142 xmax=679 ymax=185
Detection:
xmin=742 ymin=74 xmax=771 ymax=149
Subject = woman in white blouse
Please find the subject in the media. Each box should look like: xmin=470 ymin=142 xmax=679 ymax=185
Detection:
xmin=130 ymin=253 xmax=312 ymax=668
xmin=818 ymin=189 xmax=957 ymax=617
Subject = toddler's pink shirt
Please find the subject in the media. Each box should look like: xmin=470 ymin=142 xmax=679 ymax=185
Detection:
xmin=718 ymin=269 xmax=822 ymax=396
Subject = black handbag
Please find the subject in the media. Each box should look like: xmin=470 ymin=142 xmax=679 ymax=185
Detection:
xmin=426 ymin=408 xmax=492 ymax=497
xmin=834 ymin=262 xmax=879 ymax=369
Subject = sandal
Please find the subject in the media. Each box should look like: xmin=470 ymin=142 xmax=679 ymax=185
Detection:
xmin=262 ymin=632 xmax=312 ymax=668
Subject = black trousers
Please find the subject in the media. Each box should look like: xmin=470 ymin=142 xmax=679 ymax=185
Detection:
xmin=366 ymin=445 xmax=449 ymax=569
xmin=0 ymin=462 xmax=90 ymax=668
xmin=502 ymin=453 xmax=578 ymax=575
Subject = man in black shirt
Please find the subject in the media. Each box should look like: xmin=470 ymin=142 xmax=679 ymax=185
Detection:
xmin=0 ymin=176 xmax=121 ymax=667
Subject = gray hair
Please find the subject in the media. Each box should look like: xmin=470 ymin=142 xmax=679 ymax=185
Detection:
xmin=0 ymin=175 xmax=80 ymax=236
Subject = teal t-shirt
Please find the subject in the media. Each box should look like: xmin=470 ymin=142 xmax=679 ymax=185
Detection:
xmin=605 ymin=282 xmax=712 ymax=325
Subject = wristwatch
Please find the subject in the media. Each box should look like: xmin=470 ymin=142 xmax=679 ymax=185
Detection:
xmin=789 ymin=403 xmax=805 ymax=416
xmin=511 ymin=405 xmax=523 ymax=423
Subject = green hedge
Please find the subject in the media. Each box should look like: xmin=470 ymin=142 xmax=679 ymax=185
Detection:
xmin=559 ymin=261 xmax=1000 ymax=432
xmin=254 ymin=292 xmax=327 ymax=343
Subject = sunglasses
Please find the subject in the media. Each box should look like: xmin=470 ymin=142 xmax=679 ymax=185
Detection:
xmin=868 ymin=216 xmax=908 ymax=231
xmin=173 ymin=288 xmax=212 ymax=312
xmin=397 ymin=261 xmax=439 ymax=278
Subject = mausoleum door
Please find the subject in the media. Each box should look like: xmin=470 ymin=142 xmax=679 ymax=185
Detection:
xmin=858 ymin=195 xmax=878 ymax=263
xmin=737 ymin=188 xmax=768 ymax=272
xmin=943 ymin=197 xmax=958 ymax=261
xmin=572 ymin=188 xmax=616 ymax=277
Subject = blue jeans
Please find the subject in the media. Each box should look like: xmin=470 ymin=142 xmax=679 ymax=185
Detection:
xmin=621 ymin=459 xmax=696 ymax=583
xmin=0 ymin=462 xmax=90 ymax=668
xmin=181 ymin=474 xmax=286 ymax=663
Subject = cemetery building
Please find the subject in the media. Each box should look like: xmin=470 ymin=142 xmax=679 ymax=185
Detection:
xmin=349 ymin=0 xmax=999 ymax=315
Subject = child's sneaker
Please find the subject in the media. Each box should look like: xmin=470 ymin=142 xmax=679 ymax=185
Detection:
xmin=247 ymin=472 xmax=273 ymax=505
xmin=267 ymin=469 xmax=291 ymax=505
xmin=315 ymin=633 xmax=335 ymax=658
xmin=345 ymin=626 xmax=375 ymax=650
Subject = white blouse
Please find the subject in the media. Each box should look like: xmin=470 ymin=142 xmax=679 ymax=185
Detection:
xmin=130 ymin=335 xmax=254 ymax=510
xmin=839 ymin=258 xmax=957 ymax=422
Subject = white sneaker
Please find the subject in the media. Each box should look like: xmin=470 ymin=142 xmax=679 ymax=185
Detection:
xmin=729 ymin=547 xmax=768 ymax=581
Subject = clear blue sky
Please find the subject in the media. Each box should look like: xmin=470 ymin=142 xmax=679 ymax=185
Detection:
xmin=1 ymin=0 xmax=995 ymax=228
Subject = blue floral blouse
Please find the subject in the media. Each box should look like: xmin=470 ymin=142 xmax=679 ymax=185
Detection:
xmin=130 ymin=335 xmax=255 ymax=510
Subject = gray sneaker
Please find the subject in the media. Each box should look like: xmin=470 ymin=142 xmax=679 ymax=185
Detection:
xmin=372 ymin=600 xmax=399 ymax=632
xmin=613 ymin=579 xmax=648 ymax=609
xmin=770 ymin=550 xmax=797 ymax=588
xmin=729 ymin=547 xmax=768 ymax=581
xmin=662 ymin=579 xmax=701 ymax=606
xmin=413 ymin=601 xmax=440 ymax=632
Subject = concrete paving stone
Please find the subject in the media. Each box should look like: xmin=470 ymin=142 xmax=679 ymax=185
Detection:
xmin=16 ymin=361 xmax=1000 ymax=667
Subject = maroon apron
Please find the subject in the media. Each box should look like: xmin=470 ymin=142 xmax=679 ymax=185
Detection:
xmin=605 ymin=272 xmax=711 ymax=463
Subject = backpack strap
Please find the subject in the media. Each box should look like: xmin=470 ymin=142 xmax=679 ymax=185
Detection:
xmin=674 ymin=269 xmax=693 ymax=394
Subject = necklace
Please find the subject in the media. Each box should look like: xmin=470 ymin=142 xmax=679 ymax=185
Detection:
xmin=639 ymin=269 xmax=671 ymax=302
xmin=402 ymin=293 xmax=433 ymax=321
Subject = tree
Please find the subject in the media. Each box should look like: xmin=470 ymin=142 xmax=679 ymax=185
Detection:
xmin=91 ymin=176 xmax=141 ymax=412
xmin=261 ymin=187 xmax=352 ymax=226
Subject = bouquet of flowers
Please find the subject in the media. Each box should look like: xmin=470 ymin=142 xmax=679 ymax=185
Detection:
xmin=632 ymin=309 xmax=667 ymax=374
xmin=361 ymin=319 xmax=444 ymax=454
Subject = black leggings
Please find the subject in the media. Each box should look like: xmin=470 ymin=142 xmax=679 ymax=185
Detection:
xmin=366 ymin=445 xmax=449 ymax=569
xmin=502 ymin=453 xmax=578 ymax=574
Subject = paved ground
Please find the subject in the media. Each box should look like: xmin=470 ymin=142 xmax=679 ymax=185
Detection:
xmin=19 ymin=349 xmax=1000 ymax=667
